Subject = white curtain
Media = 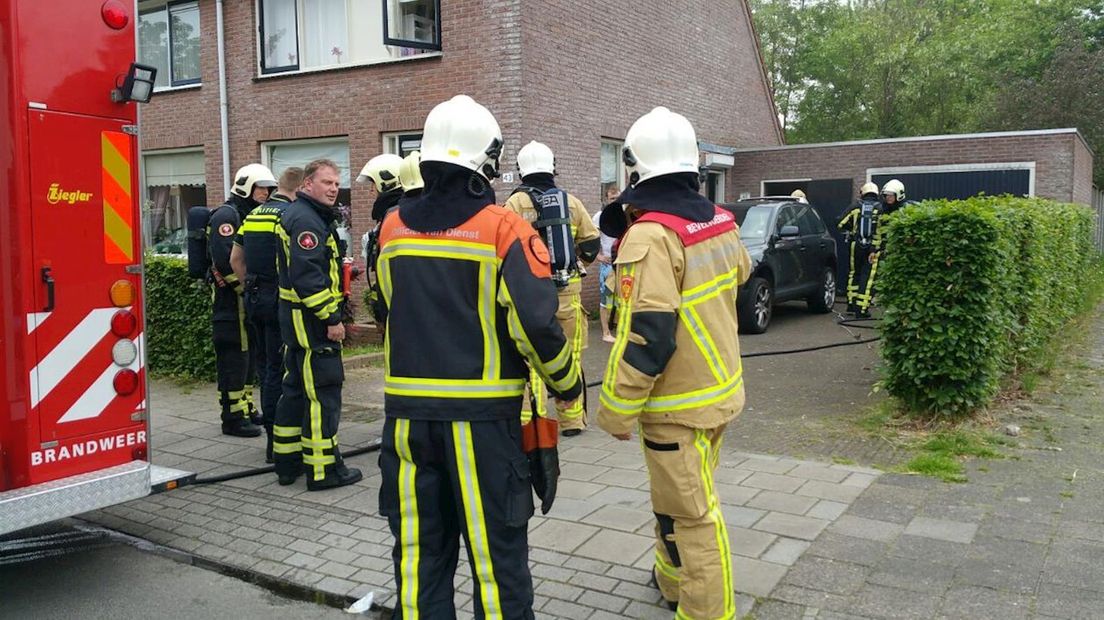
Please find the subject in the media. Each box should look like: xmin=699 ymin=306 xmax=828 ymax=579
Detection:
xmin=268 ymin=140 xmax=350 ymax=186
xmin=263 ymin=0 xmax=298 ymax=68
xmin=302 ymin=0 xmax=349 ymax=68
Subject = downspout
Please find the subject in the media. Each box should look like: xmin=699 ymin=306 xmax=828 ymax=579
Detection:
xmin=216 ymin=0 xmax=230 ymax=196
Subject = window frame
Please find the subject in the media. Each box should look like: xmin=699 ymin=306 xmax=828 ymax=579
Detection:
xmin=257 ymin=0 xmax=443 ymax=77
xmin=139 ymin=0 xmax=202 ymax=90
xmin=600 ymin=139 xmax=628 ymax=199
xmin=383 ymin=132 xmax=424 ymax=158
xmin=381 ymin=0 xmax=442 ymax=51
xmin=257 ymin=0 xmax=301 ymax=75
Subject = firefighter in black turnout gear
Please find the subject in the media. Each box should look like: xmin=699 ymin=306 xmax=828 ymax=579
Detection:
xmin=273 ymin=159 xmax=362 ymax=491
xmin=230 ymin=166 xmax=303 ymax=461
xmin=376 ymin=95 xmax=582 ymax=619
xmin=839 ymin=182 xmax=886 ymax=318
xmin=210 ymin=163 xmax=276 ymax=437
xmin=357 ymin=154 xmax=405 ymax=326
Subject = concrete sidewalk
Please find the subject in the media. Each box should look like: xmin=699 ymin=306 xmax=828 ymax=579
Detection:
xmin=87 ymin=378 xmax=879 ymax=618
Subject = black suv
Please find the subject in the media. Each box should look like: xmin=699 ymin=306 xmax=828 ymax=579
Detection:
xmin=721 ymin=197 xmax=837 ymax=333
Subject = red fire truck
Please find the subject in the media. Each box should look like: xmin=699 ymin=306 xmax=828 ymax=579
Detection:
xmin=0 ymin=1 xmax=187 ymax=535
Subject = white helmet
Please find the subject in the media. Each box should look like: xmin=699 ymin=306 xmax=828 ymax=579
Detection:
xmin=357 ymin=154 xmax=403 ymax=192
xmin=882 ymin=179 xmax=905 ymax=201
xmin=399 ymin=151 xmax=424 ymax=193
xmin=516 ymin=140 xmax=555 ymax=177
xmin=860 ymin=182 xmax=879 ymax=197
xmin=790 ymin=189 xmax=807 ymax=203
xmin=622 ymin=107 xmax=700 ymax=185
xmin=230 ymin=163 xmax=277 ymax=199
xmin=421 ymin=95 xmax=503 ymax=180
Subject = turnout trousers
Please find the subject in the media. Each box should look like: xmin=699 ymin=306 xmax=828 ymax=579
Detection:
xmin=644 ymin=422 xmax=735 ymax=620
xmin=272 ymin=346 xmax=343 ymax=481
xmin=846 ymin=242 xmax=879 ymax=312
xmin=212 ymin=291 xmax=256 ymax=424
xmin=246 ymin=291 xmax=284 ymax=428
xmin=379 ymin=417 xmax=536 ymax=620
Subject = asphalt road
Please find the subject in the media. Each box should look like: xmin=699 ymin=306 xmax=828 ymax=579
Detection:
xmin=0 ymin=527 xmax=354 ymax=619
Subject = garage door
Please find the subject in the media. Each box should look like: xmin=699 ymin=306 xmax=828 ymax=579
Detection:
xmin=871 ymin=169 xmax=1031 ymax=202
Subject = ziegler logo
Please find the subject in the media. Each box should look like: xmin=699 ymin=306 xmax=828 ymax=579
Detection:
xmin=47 ymin=183 xmax=94 ymax=205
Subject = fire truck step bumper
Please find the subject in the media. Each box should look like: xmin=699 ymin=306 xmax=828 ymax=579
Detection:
xmin=149 ymin=465 xmax=196 ymax=494
xmin=0 ymin=461 xmax=150 ymax=537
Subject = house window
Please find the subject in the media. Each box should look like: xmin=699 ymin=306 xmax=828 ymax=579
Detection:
xmin=600 ymin=140 xmax=627 ymax=203
xmin=259 ymin=0 xmax=440 ymax=75
xmin=383 ymin=0 xmax=441 ymax=51
xmin=138 ymin=1 xmax=201 ymax=89
xmin=383 ymin=132 xmax=423 ymax=157
xmin=262 ymin=138 xmax=353 ymax=241
xmin=143 ymin=149 xmax=206 ymax=254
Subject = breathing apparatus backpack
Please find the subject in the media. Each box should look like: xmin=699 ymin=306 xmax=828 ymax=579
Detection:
xmin=186 ymin=205 xmax=214 ymax=278
xmin=857 ymin=198 xmax=880 ymax=246
xmin=516 ymin=186 xmax=576 ymax=288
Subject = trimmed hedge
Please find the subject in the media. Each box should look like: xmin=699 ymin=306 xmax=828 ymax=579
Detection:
xmin=145 ymin=254 xmax=216 ymax=381
xmin=878 ymin=196 xmax=1097 ymax=417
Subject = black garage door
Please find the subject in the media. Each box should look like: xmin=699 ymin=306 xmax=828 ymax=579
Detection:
xmin=871 ymin=169 xmax=1031 ymax=202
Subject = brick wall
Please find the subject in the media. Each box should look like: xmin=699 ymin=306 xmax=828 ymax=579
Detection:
xmin=1072 ymin=133 xmax=1095 ymax=206
xmin=727 ymin=130 xmax=1092 ymax=205
xmin=140 ymin=0 xmax=783 ymax=314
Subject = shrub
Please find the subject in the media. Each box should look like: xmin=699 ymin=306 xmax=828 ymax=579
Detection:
xmin=145 ymin=254 xmax=216 ymax=381
xmin=878 ymin=196 xmax=1097 ymax=417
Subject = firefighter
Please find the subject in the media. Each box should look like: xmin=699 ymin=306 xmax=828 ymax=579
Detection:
xmin=838 ymin=182 xmax=884 ymax=317
xmin=504 ymin=141 xmax=600 ymax=436
xmin=596 ymin=107 xmax=752 ymax=619
xmin=881 ymin=178 xmax=907 ymax=213
xmin=376 ymin=95 xmax=582 ymax=619
xmin=209 ymin=163 xmax=276 ymax=437
xmin=273 ymin=159 xmax=362 ymax=490
xmin=230 ymin=166 xmax=303 ymax=461
xmin=398 ymin=150 xmax=425 ymax=201
xmin=357 ymin=154 xmax=405 ymax=326
xmin=790 ymin=188 xmax=808 ymax=204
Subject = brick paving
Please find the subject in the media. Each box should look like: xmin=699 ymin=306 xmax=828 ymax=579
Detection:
xmin=83 ymin=307 xmax=1104 ymax=618
xmin=86 ymin=373 xmax=878 ymax=618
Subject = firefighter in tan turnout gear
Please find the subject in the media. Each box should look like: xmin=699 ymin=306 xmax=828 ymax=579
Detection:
xmin=505 ymin=141 xmax=600 ymax=436
xmin=597 ymin=107 xmax=752 ymax=619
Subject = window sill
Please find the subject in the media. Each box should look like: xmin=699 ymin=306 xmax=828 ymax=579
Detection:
xmin=254 ymin=51 xmax=442 ymax=82
xmin=152 ymin=83 xmax=202 ymax=95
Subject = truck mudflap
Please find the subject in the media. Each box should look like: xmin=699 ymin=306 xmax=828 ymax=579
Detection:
xmin=0 ymin=461 xmax=195 ymax=537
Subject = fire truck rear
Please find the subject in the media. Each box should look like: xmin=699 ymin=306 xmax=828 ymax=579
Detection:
xmin=0 ymin=1 xmax=185 ymax=535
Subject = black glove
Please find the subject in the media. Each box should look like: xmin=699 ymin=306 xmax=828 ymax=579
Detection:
xmin=522 ymin=394 xmax=560 ymax=515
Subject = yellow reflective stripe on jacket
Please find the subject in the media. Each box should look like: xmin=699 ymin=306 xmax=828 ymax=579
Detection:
xmin=477 ymin=261 xmax=499 ymax=381
xmin=680 ymin=305 xmax=729 ymax=384
xmin=240 ymin=219 xmax=279 ymax=234
xmin=380 ymin=238 xmax=499 ymax=263
xmin=681 ymin=266 xmax=741 ymax=306
xmin=498 ymin=280 xmax=579 ymax=394
xmin=279 ymin=287 xmax=301 ymax=302
xmin=643 ymin=371 xmax=744 ymax=413
xmin=384 ymin=377 xmax=526 ymax=398
xmin=600 ymin=262 xmax=639 ymax=415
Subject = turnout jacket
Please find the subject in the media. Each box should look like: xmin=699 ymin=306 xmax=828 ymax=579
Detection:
xmin=208 ymin=196 xmax=253 ymax=321
xmin=376 ymin=203 xmax=583 ymax=421
xmin=597 ymin=206 xmax=752 ymax=435
xmin=276 ymin=192 xmax=343 ymax=350
xmin=235 ymin=192 xmax=292 ymax=287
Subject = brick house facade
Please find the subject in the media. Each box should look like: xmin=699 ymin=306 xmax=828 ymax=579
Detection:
xmin=138 ymin=0 xmax=784 ymax=313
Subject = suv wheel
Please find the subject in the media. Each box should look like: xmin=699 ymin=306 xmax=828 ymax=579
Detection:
xmin=807 ymin=267 xmax=836 ymax=314
xmin=739 ymin=277 xmax=772 ymax=334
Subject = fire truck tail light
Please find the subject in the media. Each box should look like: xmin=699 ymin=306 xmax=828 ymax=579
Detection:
xmin=102 ymin=1 xmax=129 ymax=30
xmin=113 ymin=370 xmax=139 ymax=395
xmin=111 ymin=310 xmax=137 ymax=337
xmin=110 ymin=280 xmax=135 ymax=307
xmin=112 ymin=339 xmax=138 ymax=367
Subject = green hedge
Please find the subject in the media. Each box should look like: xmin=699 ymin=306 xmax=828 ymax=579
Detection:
xmin=878 ymin=196 xmax=1097 ymax=417
xmin=145 ymin=254 xmax=216 ymax=381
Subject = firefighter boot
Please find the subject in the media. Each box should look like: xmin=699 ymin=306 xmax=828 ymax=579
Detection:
xmin=222 ymin=418 xmax=263 ymax=438
xmin=306 ymin=463 xmax=363 ymax=491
